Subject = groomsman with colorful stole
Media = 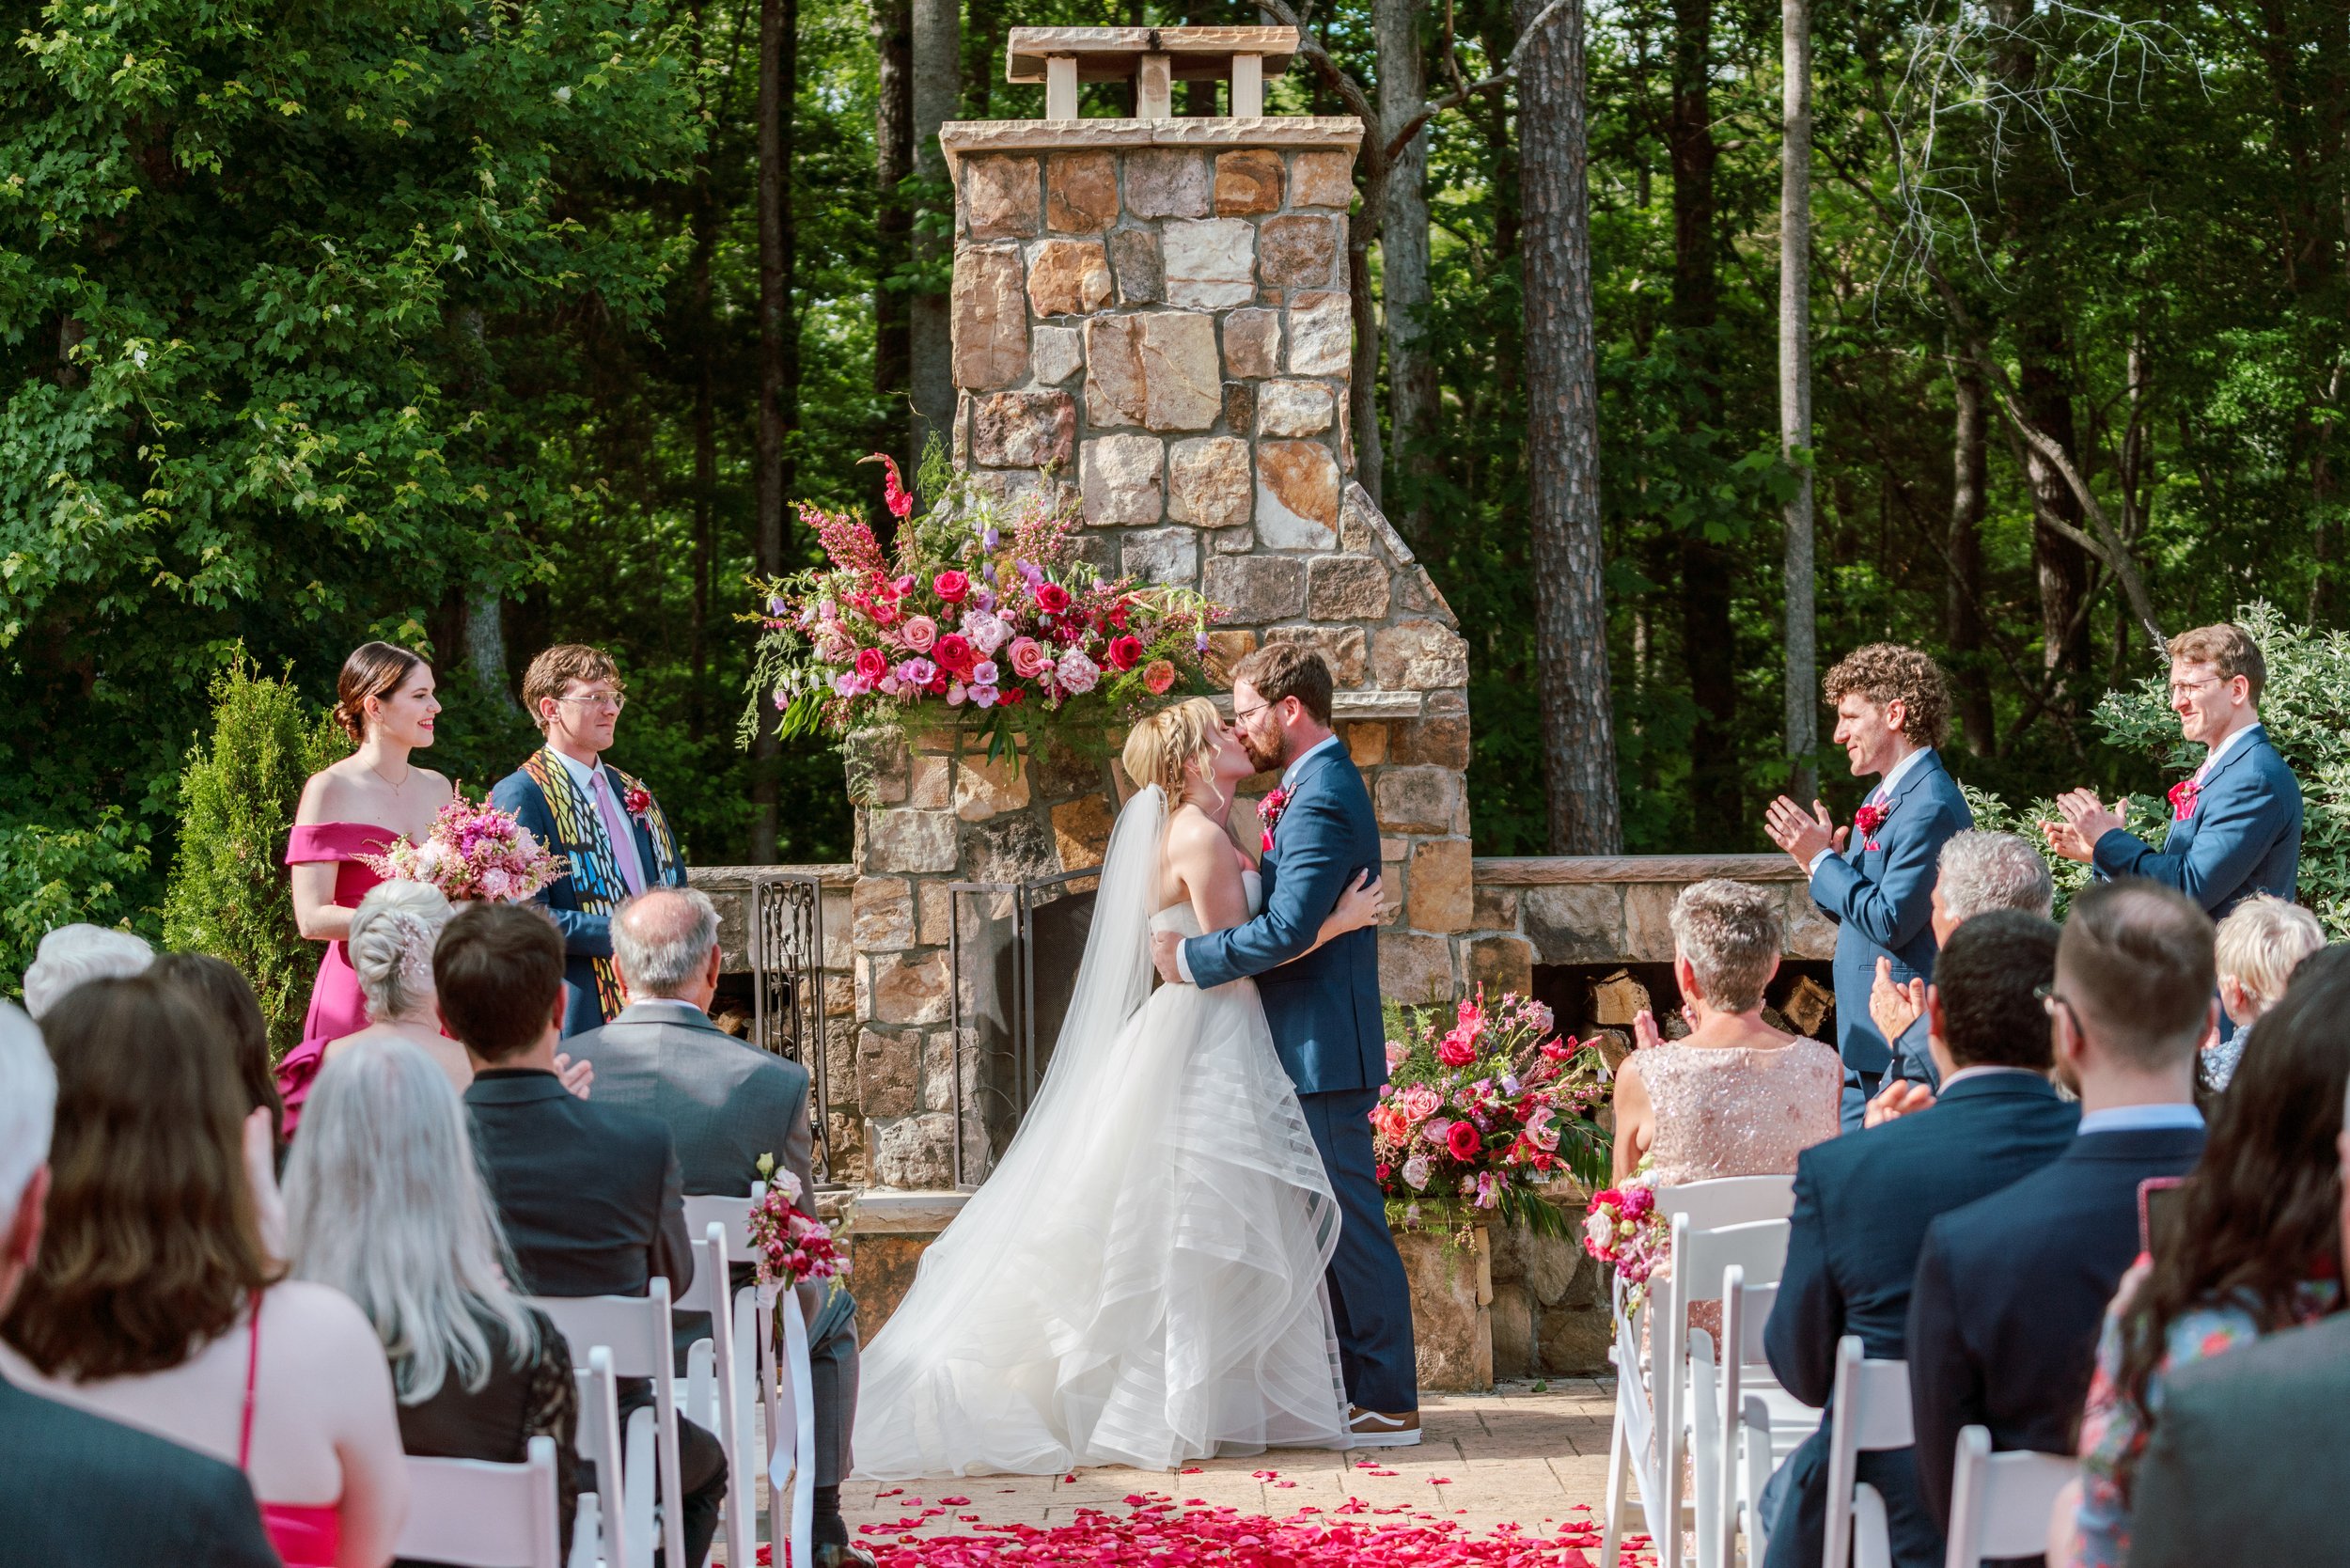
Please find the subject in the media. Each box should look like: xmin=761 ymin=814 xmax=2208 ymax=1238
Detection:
xmin=491 ymin=644 xmax=690 ymax=1036
xmin=1765 ymin=646 xmax=1973 ymax=1130
xmin=2047 ymin=622 xmax=2303 ymax=949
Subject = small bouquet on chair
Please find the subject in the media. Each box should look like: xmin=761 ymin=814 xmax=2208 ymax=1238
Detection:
xmin=1583 ymin=1164 xmax=1669 ymax=1310
xmin=747 ymin=1158 xmax=848 ymax=1306
xmin=360 ymin=798 xmax=568 ymax=902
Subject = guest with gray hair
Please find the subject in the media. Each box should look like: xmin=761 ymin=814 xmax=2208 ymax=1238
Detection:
xmin=1874 ymin=830 xmax=2055 ymax=1095
xmin=0 ymin=1001 xmax=282 ymax=1567
xmin=567 ymin=886 xmax=872 ymax=1568
xmin=21 ymin=923 xmax=152 ymax=1020
xmin=286 ymin=1036 xmax=583 ymax=1558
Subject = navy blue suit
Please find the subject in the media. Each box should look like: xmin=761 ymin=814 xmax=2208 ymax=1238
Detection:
xmin=1761 ymin=1072 xmax=2079 ymax=1568
xmin=1811 ymin=751 xmax=1971 ymax=1118
xmin=1907 ymin=1122 xmax=2205 ymax=1555
xmin=2091 ymin=726 xmax=2301 ymax=919
xmin=1183 ymin=738 xmax=1415 ymax=1412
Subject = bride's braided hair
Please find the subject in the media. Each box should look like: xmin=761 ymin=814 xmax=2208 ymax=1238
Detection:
xmin=1121 ymin=698 xmax=1224 ymax=806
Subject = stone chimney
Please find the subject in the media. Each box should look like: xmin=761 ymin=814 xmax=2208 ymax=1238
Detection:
xmin=842 ymin=25 xmax=1496 ymax=1193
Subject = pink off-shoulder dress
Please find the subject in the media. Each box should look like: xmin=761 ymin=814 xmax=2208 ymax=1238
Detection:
xmin=277 ymin=822 xmax=401 ymax=1132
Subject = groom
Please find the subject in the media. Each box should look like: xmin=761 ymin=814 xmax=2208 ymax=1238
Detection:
xmin=1150 ymin=644 xmax=1420 ymax=1447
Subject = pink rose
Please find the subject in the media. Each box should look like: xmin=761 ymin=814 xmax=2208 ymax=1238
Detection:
xmin=1398 ymin=1084 xmax=1440 ymax=1124
xmin=1105 ymin=635 xmax=1144 ymax=672
xmin=1143 ymin=659 xmax=1176 ymax=695
xmin=1446 ymin=1121 xmax=1482 ymax=1162
xmin=854 ymin=648 xmax=886 ymax=684
xmin=1008 ymin=636 xmax=1049 ymax=679
xmin=933 ymin=570 xmax=971 ymax=604
xmin=901 ymin=615 xmax=938 ymax=653
xmin=1436 ymin=1030 xmax=1476 ymax=1069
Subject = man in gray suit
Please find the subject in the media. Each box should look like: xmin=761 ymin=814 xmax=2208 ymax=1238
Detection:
xmin=2122 ymin=1072 xmax=2350 ymax=1566
xmin=570 ymin=887 xmax=871 ymax=1568
xmin=0 ymin=1002 xmax=279 ymax=1568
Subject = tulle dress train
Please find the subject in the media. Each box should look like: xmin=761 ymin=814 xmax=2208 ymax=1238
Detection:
xmin=852 ymin=794 xmax=1350 ymax=1479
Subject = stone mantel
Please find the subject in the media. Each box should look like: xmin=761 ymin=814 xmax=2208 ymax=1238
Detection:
xmin=1474 ymin=854 xmax=1805 ymax=885
xmin=938 ymin=117 xmax=1363 ymax=174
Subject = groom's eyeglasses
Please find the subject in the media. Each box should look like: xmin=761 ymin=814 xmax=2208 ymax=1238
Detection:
xmin=556 ymin=691 xmax=627 ymax=713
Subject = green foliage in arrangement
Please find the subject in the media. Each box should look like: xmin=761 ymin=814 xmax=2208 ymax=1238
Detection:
xmin=161 ymin=658 xmax=350 ymax=1058
xmin=0 ymin=812 xmax=154 ymax=1001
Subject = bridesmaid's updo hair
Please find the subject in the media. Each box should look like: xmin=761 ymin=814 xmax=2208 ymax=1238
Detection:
xmin=1668 ymin=879 xmax=1784 ymax=1014
xmin=335 ymin=641 xmax=428 ymax=745
xmin=348 ymin=880 xmax=456 ymax=1025
xmin=1122 ymin=698 xmax=1224 ymax=803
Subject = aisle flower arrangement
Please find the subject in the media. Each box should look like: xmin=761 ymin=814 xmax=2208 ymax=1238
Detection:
xmin=748 ymin=1159 xmax=848 ymax=1299
xmin=1582 ymin=1165 xmax=1668 ymax=1310
xmin=746 ymin=453 xmax=1220 ymax=765
xmin=1373 ymin=990 xmax=1611 ymax=1237
xmin=359 ymin=798 xmax=567 ymax=902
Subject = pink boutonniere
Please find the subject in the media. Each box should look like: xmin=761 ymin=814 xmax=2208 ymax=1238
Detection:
xmin=1257 ymin=786 xmax=1292 ymax=855
xmin=2168 ymin=778 xmax=2199 ymax=823
xmin=622 ymin=783 xmax=653 ymax=822
xmin=1853 ymin=802 xmax=1889 ymax=853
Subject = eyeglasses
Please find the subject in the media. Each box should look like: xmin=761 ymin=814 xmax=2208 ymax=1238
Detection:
xmin=556 ymin=691 xmax=627 ymax=713
xmin=2167 ymin=675 xmax=2224 ymax=700
xmin=2036 ymin=982 xmax=2081 ymax=1032
xmin=1230 ymin=703 xmax=1271 ymax=722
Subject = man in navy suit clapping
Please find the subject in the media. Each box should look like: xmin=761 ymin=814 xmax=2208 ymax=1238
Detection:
xmin=1765 ymin=645 xmax=1973 ymax=1129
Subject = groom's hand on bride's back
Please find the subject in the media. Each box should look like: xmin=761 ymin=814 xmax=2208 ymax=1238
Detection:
xmin=1152 ymin=928 xmax=1187 ymax=985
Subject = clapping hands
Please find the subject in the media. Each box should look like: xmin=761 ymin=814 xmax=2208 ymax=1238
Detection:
xmin=1869 ymin=956 xmax=1926 ymax=1045
xmin=1763 ymin=796 xmax=1846 ymax=870
xmin=2042 ymin=790 xmax=2125 ymax=864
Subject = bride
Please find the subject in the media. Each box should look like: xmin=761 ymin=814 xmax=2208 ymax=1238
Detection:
xmin=853 ymin=698 xmax=1386 ymax=1477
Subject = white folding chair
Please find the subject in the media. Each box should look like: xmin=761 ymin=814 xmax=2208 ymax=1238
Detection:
xmin=395 ymin=1435 xmax=565 ymax=1568
xmin=1942 ymin=1426 xmax=2075 ymax=1568
xmin=531 ymin=1280 xmax=686 ymax=1568
xmin=1716 ymin=1269 xmax=1820 ymax=1568
xmin=1660 ymin=1216 xmax=1791 ymax=1568
xmin=767 ymin=1278 xmax=822 ymax=1568
xmin=1824 ymin=1336 xmax=1914 ymax=1568
xmin=1658 ymin=1174 xmax=1798 ymax=1232
xmin=572 ymin=1347 xmax=627 ymax=1568
xmin=1601 ymin=1268 xmax=1663 ymax=1568
xmin=675 ymin=1219 xmax=751 ymax=1568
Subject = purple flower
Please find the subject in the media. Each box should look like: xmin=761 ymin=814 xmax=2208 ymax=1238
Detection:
xmin=1195 ymin=631 xmax=1210 ymax=653
xmin=983 ymin=527 xmax=1002 ymax=550
xmin=831 ymin=670 xmax=861 ymax=698
xmin=970 ymin=659 xmax=999 ymax=687
xmin=896 ymin=657 xmax=938 ymax=687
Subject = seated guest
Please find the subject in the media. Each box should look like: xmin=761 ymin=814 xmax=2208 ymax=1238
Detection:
xmin=0 ymin=1000 xmax=281 ymax=1568
xmin=0 ymin=976 xmax=407 ymax=1568
xmin=2201 ymin=893 xmax=2321 ymax=1092
xmin=2117 ymin=1069 xmax=2350 ymax=1568
xmin=439 ymin=902 xmax=726 ymax=1568
xmin=1761 ymin=911 xmax=2078 ymax=1568
xmin=1906 ymin=882 xmax=2212 ymax=1553
xmin=153 ymin=951 xmax=288 ymax=1148
xmin=1872 ymin=829 xmax=2054 ymax=1094
xmin=572 ymin=887 xmax=873 ymax=1568
xmin=286 ymin=1036 xmax=583 ymax=1567
xmin=21 ymin=922 xmax=151 ymax=1020
xmin=329 ymin=881 xmax=469 ymax=1091
xmin=2060 ymin=946 xmax=2350 ymax=1568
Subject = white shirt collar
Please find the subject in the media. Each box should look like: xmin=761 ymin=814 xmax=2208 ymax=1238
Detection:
xmin=1872 ymin=745 xmax=1935 ymax=804
xmin=1282 ymin=732 xmax=1345 ymax=793
xmin=2076 ymin=1102 xmax=2204 ymax=1136
xmin=2195 ymin=723 xmax=2261 ymax=781
xmin=551 ymin=748 xmax=605 ymax=793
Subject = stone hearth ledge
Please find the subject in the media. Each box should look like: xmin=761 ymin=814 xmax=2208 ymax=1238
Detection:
xmin=939 ymin=116 xmax=1364 ymax=177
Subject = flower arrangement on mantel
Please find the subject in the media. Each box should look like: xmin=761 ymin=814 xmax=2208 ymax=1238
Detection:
xmin=744 ymin=453 xmax=1221 ymax=770
xmin=1373 ymin=990 xmax=1612 ymax=1241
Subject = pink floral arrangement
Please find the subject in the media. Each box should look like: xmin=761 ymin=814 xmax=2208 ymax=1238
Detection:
xmin=747 ymin=1160 xmax=848 ymax=1297
xmin=1372 ymin=989 xmax=1609 ymax=1236
xmin=360 ymin=798 xmax=567 ymax=903
xmin=1256 ymin=785 xmax=1292 ymax=854
xmin=1583 ymin=1167 xmax=1668 ymax=1308
xmin=1854 ymin=801 xmax=1888 ymax=851
xmin=749 ymin=456 xmax=1221 ymax=760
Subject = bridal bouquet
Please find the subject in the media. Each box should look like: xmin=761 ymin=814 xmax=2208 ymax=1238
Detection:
xmin=1373 ymin=989 xmax=1610 ymax=1237
xmin=747 ymin=1159 xmax=847 ymax=1299
xmin=746 ymin=451 xmax=1222 ymax=766
xmin=359 ymin=798 xmax=567 ymax=903
xmin=1583 ymin=1165 xmax=1669 ymax=1309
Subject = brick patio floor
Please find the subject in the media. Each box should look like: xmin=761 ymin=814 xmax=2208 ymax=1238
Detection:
xmin=840 ymin=1376 xmax=1652 ymax=1558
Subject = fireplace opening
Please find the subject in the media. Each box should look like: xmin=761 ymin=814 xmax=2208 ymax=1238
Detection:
xmin=1529 ymin=959 xmax=1839 ymax=1058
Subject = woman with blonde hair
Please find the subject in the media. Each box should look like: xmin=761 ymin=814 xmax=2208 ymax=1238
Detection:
xmin=855 ymin=697 xmax=1384 ymax=1476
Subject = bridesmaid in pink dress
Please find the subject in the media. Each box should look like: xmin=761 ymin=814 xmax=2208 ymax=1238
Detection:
xmin=279 ymin=643 xmax=454 ymax=1128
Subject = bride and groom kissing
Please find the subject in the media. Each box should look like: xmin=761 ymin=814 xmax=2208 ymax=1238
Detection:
xmin=853 ymin=644 xmax=1426 ymax=1477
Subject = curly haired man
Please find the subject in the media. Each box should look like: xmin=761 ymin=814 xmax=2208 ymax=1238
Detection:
xmin=1763 ymin=644 xmax=1973 ymax=1128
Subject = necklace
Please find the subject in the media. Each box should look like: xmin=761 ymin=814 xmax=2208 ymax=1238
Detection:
xmin=369 ymin=760 xmax=413 ymax=792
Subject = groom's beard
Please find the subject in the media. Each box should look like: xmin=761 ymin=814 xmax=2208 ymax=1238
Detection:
xmin=1242 ymin=728 xmax=1284 ymax=774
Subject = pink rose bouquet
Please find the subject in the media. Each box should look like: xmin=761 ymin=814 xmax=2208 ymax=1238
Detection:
xmin=746 ymin=1160 xmax=849 ymax=1300
xmin=361 ymin=798 xmax=567 ymax=903
xmin=1583 ymin=1167 xmax=1668 ymax=1309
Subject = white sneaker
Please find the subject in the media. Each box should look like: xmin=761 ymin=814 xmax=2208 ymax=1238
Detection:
xmin=1347 ymin=1406 xmax=1423 ymax=1447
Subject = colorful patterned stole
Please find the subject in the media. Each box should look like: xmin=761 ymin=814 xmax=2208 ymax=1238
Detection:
xmin=520 ymin=748 xmax=685 ymax=1021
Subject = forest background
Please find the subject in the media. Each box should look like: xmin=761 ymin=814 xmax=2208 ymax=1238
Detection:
xmin=6 ymin=0 xmax=2346 ymax=980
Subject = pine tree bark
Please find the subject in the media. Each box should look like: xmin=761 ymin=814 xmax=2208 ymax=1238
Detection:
xmin=1375 ymin=0 xmax=1436 ymax=538
xmin=1947 ymin=362 xmax=1996 ymax=753
xmin=908 ymin=0 xmax=958 ymax=463
xmin=873 ymin=0 xmax=913 ymax=474
xmin=1516 ymin=0 xmax=1622 ymax=854
xmin=1778 ymin=0 xmax=1816 ymax=800
xmin=752 ymin=0 xmax=800 ymax=862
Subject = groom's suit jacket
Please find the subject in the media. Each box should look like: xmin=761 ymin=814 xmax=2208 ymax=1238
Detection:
xmin=2090 ymin=724 xmax=2301 ymax=918
xmin=1182 ymin=739 xmax=1386 ymax=1094
xmin=1811 ymin=750 xmax=1971 ymax=1078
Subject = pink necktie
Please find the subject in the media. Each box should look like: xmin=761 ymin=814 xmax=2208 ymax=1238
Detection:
xmin=592 ymin=772 xmax=647 ymax=897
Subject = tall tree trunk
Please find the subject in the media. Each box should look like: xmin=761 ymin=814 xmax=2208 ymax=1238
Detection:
xmin=1517 ymin=0 xmax=1622 ymax=855
xmin=908 ymin=0 xmax=958 ymax=464
xmin=1375 ymin=0 xmax=1434 ymax=539
xmin=873 ymin=0 xmax=913 ymax=475
xmin=1778 ymin=0 xmax=1816 ymax=799
xmin=1947 ymin=362 xmax=1995 ymax=753
xmin=753 ymin=0 xmax=800 ymax=862
xmin=1668 ymin=0 xmax=1737 ymax=844
xmin=689 ymin=156 xmax=718 ymax=745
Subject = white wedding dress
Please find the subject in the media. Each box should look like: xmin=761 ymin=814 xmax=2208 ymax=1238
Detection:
xmin=852 ymin=785 xmax=1350 ymax=1477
